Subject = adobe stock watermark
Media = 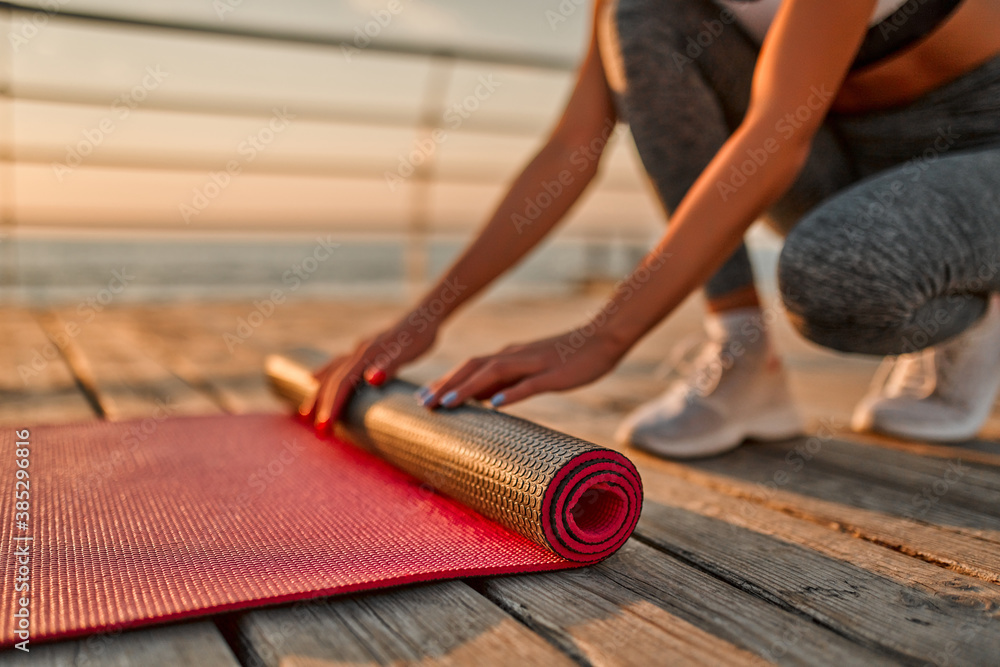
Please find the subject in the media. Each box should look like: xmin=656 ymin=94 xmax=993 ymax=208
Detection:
xmin=223 ymin=236 xmax=339 ymax=352
xmin=7 ymin=0 xmax=71 ymax=51
xmin=17 ymin=268 xmax=135 ymax=383
xmin=545 ymin=0 xmax=587 ymax=31
xmin=716 ymin=85 xmax=834 ymax=202
xmin=213 ymin=0 xmax=243 ymax=20
xmin=671 ymin=7 xmax=737 ymax=72
xmin=79 ymin=397 xmax=176 ymax=492
xmin=686 ymin=300 xmax=788 ymax=401
xmin=902 ymin=459 xmax=968 ymax=521
xmin=750 ymin=625 xmax=807 ymax=667
xmin=52 ymin=66 xmax=169 ymax=182
xmin=367 ymin=277 xmax=467 ymax=368
xmin=892 ymin=249 xmax=999 ymax=354
xmin=512 ymin=118 xmax=626 ymax=234
xmin=230 ymin=438 xmax=306 ymax=511
xmin=729 ymin=418 xmax=841 ymax=524
xmin=179 ymin=107 xmax=295 ymax=224
xmin=845 ymin=126 xmax=961 ymax=244
xmin=927 ymin=615 xmax=993 ymax=667
xmin=556 ymin=250 xmax=671 ymax=362
xmin=340 ymin=0 xmax=412 ymax=62
xmin=877 ymin=0 xmax=934 ymax=41
xmin=384 ymin=75 xmax=502 ymax=192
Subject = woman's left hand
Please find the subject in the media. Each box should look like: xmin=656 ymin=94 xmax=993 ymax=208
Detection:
xmin=419 ymin=325 xmax=626 ymax=410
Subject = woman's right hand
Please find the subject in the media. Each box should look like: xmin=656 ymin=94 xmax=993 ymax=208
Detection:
xmin=301 ymin=314 xmax=439 ymax=431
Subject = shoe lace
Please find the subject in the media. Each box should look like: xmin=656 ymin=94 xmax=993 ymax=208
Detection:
xmin=875 ymin=350 xmax=937 ymax=399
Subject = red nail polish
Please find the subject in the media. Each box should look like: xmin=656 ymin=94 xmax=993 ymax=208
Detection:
xmin=365 ymin=368 xmax=387 ymax=385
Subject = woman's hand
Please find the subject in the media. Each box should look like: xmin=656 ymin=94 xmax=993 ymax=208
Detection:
xmin=419 ymin=325 xmax=627 ymax=410
xmin=302 ymin=315 xmax=438 ymax=430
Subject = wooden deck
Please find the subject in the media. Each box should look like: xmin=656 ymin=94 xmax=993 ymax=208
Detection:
xmin=2 ymin=294 xmax=999 ymax=666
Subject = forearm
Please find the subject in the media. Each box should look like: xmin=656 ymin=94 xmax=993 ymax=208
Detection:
xmin=599 ymin=120 xmax=811 ymax=351
xmin=412 ymin=138 xmax=603 ymax=322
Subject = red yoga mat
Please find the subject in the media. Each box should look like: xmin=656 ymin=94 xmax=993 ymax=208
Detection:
xmin=1 ymin=383 xmax=641 ymax=647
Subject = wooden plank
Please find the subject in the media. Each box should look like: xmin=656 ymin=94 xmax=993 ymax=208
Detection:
xmin=685 ymin=438 xmax=1000 ymax=534
xmin=112 ymin=303 xmax=286 ymax=415
xmin=0 ymin=621 xmax=240 ymax=666
xmin=636 ymin=503 xmax=1000 ymax=665
xmin=0 ymin=308 xmax=95 ymax=425
xmin=38 ymin=308 xmax=222 ymax=421
xmin=480 ymin=540 xmax=894 ymax=666
xmin=846 ymin=430 xmax=1000 ymax=468
xmin=790 ymin=437 xmax=1000 ymax=511
xmin=231 ymin=580 xmax=575 ymax=667
xmin=640 ymin=449 xmax=1000 ymax=584
xmin=636 ymin=463 xmax=1000 ymax=608
xmin=111 ymin=301 xmax=401 ymax=415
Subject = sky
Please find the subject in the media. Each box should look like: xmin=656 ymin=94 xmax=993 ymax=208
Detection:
xmin=1 ymin=0 xmax=662 ymax=241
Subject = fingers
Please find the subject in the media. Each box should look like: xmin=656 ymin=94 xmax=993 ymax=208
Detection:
xmin=363 ymin=366 xmax=387 ymax=386
xmin=492 ymin=373 xmax=557 ymax=407
xmin=306 ymin=321 xmax=438 ymax=431
xmin=312 ymin=362 xmax=357 ymax=431
xmin=362 ymin=328 xmax=432 ymax=387
xmin=421 ymin=354 xmax=540 ymax=410
xmin=312 ymin=347 xmax=369 ymax=431
xmin=299 ymin=356 xmax=346 ymax=417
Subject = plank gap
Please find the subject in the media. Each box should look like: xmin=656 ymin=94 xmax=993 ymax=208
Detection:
xmin=34 ymin=310 xmax=112 ymax=419
xmin=466 ymin=577 xmax=596 ymax=667
xmin=679 ymin=468 xmax=1000 ymax=586
xmin=627 ymin=529 xmax=809 ymax=619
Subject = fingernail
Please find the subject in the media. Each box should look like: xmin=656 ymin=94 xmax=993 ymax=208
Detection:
xmin=365 ymin=367 xmax=386 ymax=386
xmin=490 ymin=393 xmax=505 ymax=408
xmin=415 ymin=386 xmax=433 ymax=405
xmin=441 ymin=391 xmax=458 ymax=407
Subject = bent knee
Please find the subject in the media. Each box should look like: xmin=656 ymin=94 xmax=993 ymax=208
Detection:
xmin=777 ymin=204 xmax=922 ymax=354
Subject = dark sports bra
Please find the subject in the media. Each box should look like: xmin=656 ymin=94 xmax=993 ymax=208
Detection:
xmin=721 ymin=0 xmax=966 ymax=70
xmin=853 ymin=0 xmax=965 ymax=68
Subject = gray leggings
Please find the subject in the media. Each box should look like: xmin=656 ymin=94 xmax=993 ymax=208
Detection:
xmin=601 ymin=0 xmax=1000 ymax=355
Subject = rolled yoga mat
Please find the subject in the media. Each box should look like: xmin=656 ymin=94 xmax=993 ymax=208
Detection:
xmin=0 ymin=357 xmax=641 ymax=648
xmin=267 ymin=354 xmax=644 ymax=563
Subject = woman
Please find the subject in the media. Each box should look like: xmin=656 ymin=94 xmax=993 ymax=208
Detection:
xmin=305 ymin=0 xmax=1000 ymax=458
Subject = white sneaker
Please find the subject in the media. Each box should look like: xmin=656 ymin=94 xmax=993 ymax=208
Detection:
xmin=615 ymin=308 xmax=804 ymax=459
xmin=852 ymin=294 xmax=1000 ymax=442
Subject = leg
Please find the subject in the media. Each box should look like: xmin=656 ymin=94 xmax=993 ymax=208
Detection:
xmin=779 ymin=148 xmax=1000 ymax=440
xmin=602 ymin=0 xmax=855 ymax=457
xmin=779 ymin=148 xmax=1000 ymax=356
xmin=600 ymin=0 xmax=854 ymax=305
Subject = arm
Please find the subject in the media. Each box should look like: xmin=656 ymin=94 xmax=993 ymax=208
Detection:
xmin=598 ymin=0 xmax=878 ymax=349
xmin=308 ymin=2 xmax=618 ymax=427
xmin=424 ymin=0 xmax=878 ymax=409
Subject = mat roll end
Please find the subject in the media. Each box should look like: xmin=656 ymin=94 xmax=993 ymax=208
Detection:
xmin=543 ymin=450 xmax=643 ymax=563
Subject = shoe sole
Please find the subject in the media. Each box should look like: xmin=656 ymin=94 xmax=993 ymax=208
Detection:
xmin=867 ymin=410 xmax=993 ymax=442
xmin=853 ymin=382 xmax=1000 ymax=443
xmin=627 ymin=405 xmax=805 ymax=460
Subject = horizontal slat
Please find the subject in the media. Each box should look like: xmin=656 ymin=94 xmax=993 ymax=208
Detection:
xmin=481 ymin=539 xmax=893 ymax=666
xmin=232 ymin=581 xmax=576 ymax=667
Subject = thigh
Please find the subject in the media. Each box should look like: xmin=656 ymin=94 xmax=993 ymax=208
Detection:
xmin=778 ymin=147 xmax=1000 ymax=355
xmin=599 ymin=0 xmax=855 ymax=223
